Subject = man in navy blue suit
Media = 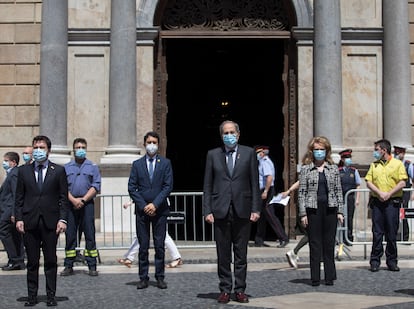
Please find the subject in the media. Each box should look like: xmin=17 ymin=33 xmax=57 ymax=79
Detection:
xmin=128 ymin=131 xmax=173 ymax=290
xmin=203 ymin=120 xmax=261 ymax=304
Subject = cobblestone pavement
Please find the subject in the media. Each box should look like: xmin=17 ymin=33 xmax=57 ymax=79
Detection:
xmin=2 ymin=242 xmax=414 ymax=308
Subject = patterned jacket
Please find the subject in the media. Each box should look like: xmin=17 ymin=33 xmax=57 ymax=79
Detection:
xmin=298 ymin=162 xmax=344 ymax=217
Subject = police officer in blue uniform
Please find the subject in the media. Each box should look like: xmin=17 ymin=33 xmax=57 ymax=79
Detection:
xmin=338 ymin=149 xmax=361 ymax=245
xmin=254 ymin=145 xmax=289 ymax=248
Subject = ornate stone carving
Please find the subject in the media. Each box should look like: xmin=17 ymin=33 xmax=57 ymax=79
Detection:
xmin=162 ymin=0 xmax=289 ymax=31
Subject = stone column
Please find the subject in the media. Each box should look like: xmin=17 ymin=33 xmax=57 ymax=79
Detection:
xmin=101 ymin=0 xmax=139 ymax=164
xmin=313 ymin=0 xmax=342 ymax=148
xmin=383 ymin=0 xmax=412 ymax=147
xmin=39 ymin=0 xmax=70 ymax=163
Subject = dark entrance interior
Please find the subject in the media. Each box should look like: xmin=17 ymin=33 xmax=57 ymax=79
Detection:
xmin=165 ymin=38 xmax=286 ymax=240
xmin=166 ymin=38 xmax=286 ymax=191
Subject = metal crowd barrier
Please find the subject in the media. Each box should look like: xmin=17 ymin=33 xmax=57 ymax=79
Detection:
xmin=337 ymin=187 xmax=414 ymax=259
xmin=57 ymin=192 xmax=215 ymax=250
xmin=54 ymin=188 xmax=414 ymax=253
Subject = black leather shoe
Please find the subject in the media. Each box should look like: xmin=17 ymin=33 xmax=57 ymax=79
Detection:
xmin=24 ymin=296 xmax=38 ymax=307
xmin=277 ymin=240 xmax=289 ymax=248
xmin=311 ymin=281 xmax=320 ymax=286
xmin=370 ymin=265 xmax=379 ymax=272
xmin=388 ymin=265 xmax=400 ymax=272
xmin=157 ymin=279 xmax=167 ymax=289
xmin=2 ymin=263 xmax=24 ymax=271
xmin=325 ymin=280 xmax=334 ymax=286
xmin=46 ymin=295 xmax=57 ymax=307
xmin=137 ymin=279 xmax=149 ymax=289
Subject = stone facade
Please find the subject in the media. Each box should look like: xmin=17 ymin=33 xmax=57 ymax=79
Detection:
xmin=0 ymin=0 xmax=413 ymax=234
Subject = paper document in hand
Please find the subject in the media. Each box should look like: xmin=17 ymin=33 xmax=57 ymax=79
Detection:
xmin=269 ymin=193 xmax=290 ymax=206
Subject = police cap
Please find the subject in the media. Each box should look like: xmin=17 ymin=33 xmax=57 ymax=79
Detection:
xmin=339 ymin=148 xmax=352 ymax=158
xmin=394 ymin=146 xmax=406 ymax=154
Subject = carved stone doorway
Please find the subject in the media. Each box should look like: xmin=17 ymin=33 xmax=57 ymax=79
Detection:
xmin=153 ymin=0 xmax=298 ymax=237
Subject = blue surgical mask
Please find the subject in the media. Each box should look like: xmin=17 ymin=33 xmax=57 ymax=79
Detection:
xmin=344 ymin=158 xmax=352 ymax=166
xmin=373 ymin=150 xmax=381 ymax=160
xmin=23 ymin=154 xmax=31 ymax=163
xmin=313 ymin=149 xmax=326 ymax=161
xmin=75 ymin=149 xmax=87 ymax=159
xmin=223 ymin=133 xmax=238 ymax=148
xmin=2 ymin=161 xmax=9 ymax=170
xmin=33 ymin=149 xmax=47 ymax=162
xmin=256 ymin=154 xmax=261 ymax=161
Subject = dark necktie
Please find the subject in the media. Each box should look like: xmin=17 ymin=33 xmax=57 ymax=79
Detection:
xmin=148 ymin=158 xmax=154 ymax=180
xmin=227 ymin=151 xmax=234 ymax=176
xmin=37 ymin=164 xmax=44 ymax=190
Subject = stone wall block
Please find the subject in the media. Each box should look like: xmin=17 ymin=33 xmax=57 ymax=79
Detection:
xmin=15 ymin=24 xmax=41 ymax=43
xmin=0 ymin=4 xmax=36 ymax=23
xmin=341 ymin=0 xmax=381 ymax=28
xmin=0 ymin=127 xmax=35 ymax=146
xmin=0 ymin=45 xmax=39 ymax=64
xmin=0 ymin=25 xmax=15 ymax=43
xmin=0 ymin=106 xmax=15 ymax=125
xmin=0 ymin=65 xmax=15 ymax=84
xmin=34 ymin=3 xmax=41 ymax=23
xmin=16 ymin=65 xmax=40 ymax=84
xmin=0 ymin=86 xmax=38 ymax=105
xmin=68 ymin=0 xmax=111 ymax=28
xmin=409 ymin=2 xmax=414 ymax=22
xmin=15 ymin=106 xmax=39 ymax=125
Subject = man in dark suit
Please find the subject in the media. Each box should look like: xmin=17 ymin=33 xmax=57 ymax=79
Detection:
xmin=203 ymin=120 xmax=261 ymax=304
xmin=128 ymin=131 xmax=173 ymax=290
xmin=15 ymin=135 xmax=69 ymax=307
xmin=0 ymin=152 xmax=25 ymax=271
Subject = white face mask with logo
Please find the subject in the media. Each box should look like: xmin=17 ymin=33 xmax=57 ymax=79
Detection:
xmin=146 ymin=143 xmax=158 ymax=155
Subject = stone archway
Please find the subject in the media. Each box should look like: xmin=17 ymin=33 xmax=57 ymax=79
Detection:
xmin=150 ymin=0 xmax=297 ymax=236
xmin=141 ymin=0 xmax=309 ymax=237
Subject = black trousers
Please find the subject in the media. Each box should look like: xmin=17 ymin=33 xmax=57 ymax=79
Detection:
xmin=214 ymin=206 xmax=251 ymax=293
xmin=136 ymin=213 xmax=167 ymax=281
xmin=0 ymin=215 xmax=24 ymax=265
xmin=370 ymin=198 xmax=399 ymax=268
xmin=345 ymin=193 xmax=356 ymax=242
xmin=64 ymin=202 xmax=97 ymax=268
xmin=307 ymin=203 xmax=337 ymax=283
xmin=24 ymin=217 xmax=59 ymax=297
xmin=255 ymin=187 xmax=288 ymax=243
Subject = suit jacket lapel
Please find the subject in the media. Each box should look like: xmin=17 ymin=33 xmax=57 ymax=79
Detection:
xmin=140 ymin=157 xmax=151 ymax=180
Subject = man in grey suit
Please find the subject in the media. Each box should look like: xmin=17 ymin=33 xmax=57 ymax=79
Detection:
xmin=203 ymin=120 xmax=261 ymax=304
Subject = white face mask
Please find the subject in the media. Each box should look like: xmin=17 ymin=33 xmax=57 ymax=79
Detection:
xmin=146 ymin=143 xmax=158 ymax=155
